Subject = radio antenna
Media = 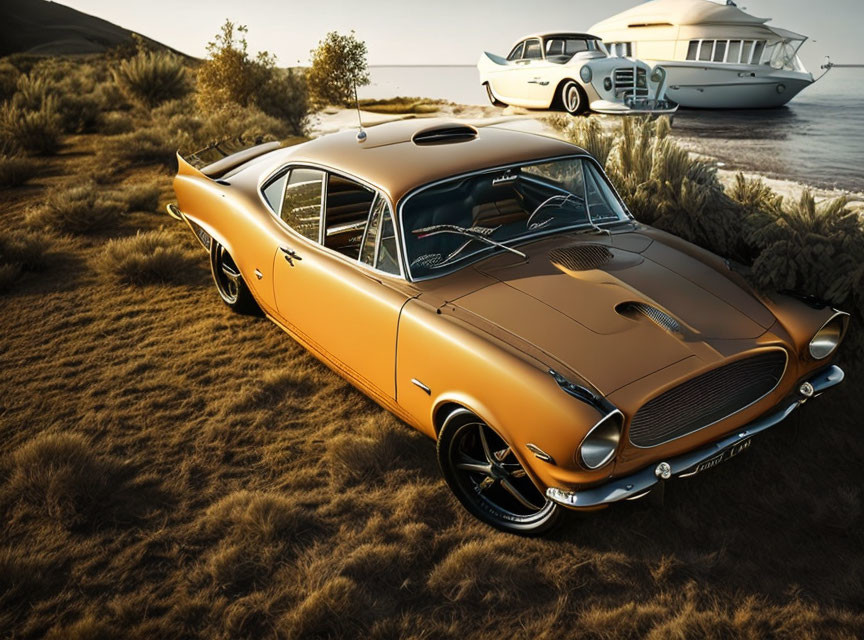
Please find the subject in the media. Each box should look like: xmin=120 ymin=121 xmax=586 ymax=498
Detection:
xmin=353 ymin=81 xmax=366 ymax=142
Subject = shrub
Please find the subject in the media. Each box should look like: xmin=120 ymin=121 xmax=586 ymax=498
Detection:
xmin=0 ymin=228 xmax=51 ymax=270
xmin=113 ymin=50 xmax=189 ymax=108
xmin=0 ymin=99 xmax=62 ymax=155
xmin=11 ymin=70 xmax=102 ymax=133
xmin=307 ymin=31 xmax=369 ymax=108
xmin=57 ymin=93 xmax=102 ymax=133
xmin=0 ymin=154 xmax=39 ymax=188
xmin=101 ymin=125 xmax=189 ymax=168
xmin=5 ymin=433 xmax=124 ymax=529
xmin=96 ymin=230 xmax=193 ymax=284
xmin=99 ymin=111 xmax=134 ymax=135
xmin=116 ymin=182 xmax=161 ymax=213
xmin=28 ymin=183 xmax=119 ymax=234
xmin=0 ymin=60 xmax=20 ymax=101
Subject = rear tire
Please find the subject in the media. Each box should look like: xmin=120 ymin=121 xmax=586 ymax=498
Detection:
xmin=210 ymin=240 xmax=259 ymax=315
xmin=437 ymin=408 xmax=560 ymax=535
xmin=485 ymin=83 xmax=507 ymax=108
xmin=559 ymin=80 xmax=588 ymax=116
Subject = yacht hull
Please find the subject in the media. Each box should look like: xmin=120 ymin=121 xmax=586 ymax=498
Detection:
xmin=646 ymin=61 xmax=813 ymax=108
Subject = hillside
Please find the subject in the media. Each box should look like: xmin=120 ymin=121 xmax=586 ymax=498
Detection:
xmin=0 ymin=0 xmax=178 ymax=57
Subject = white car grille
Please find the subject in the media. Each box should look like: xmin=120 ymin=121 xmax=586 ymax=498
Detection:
xmin=613 ymin=66 xmax=650 ymax=102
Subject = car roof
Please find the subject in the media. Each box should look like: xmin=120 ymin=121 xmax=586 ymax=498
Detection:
xmin=268 ymin=119 xmax=586 ymax=204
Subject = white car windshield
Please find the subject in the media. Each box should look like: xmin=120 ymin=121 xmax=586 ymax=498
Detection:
xmin=400 ymin=157 xmax=630 ymax=279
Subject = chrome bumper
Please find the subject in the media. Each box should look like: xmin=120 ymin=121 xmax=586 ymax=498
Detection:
xmin=590 ymin=98 xmax=679 ymax=116
xmin=546 ymin=365 xmax=845 ymax=509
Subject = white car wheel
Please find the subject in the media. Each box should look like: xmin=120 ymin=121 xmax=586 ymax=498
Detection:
xmin=560 ymin=81 xmax=586 ymax=116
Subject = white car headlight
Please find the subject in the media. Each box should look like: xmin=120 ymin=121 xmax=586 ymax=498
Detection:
xmin=650 ymin=66 xmax=665 ymax=84
xmin=809 ymin=312 xmax=848 ymax=359
xmin=579 ymin=410 xmax=623 ymax=469
xmin=580 ymin=66 xmax=593 ymax=83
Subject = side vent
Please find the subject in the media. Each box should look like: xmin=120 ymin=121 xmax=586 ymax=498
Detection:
xmin=617 ymin=302 xmax=681 ymax=334
xmin=549 ymin=244 xmax=613 ymax=272
xmin=411 ymin=124 xmax=478 ymax=145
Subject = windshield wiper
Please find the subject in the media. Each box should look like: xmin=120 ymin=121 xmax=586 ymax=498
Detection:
xmin=412 ymin=224 xmax=528 ymax=261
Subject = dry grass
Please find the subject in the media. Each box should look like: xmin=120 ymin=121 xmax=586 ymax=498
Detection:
xmin=96 ymin=229 xmax=195 ymax=284
xmin=0 ymin=99 xmax=63 ymax=155
xmin=112 ymin=50 xmax=189 ymax=108
xmin=0 ymin=54 xmax=862 ymax=640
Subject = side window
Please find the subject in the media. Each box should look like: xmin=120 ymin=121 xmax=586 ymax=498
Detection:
xmin=507 ymin=42 xmax=525 ymax=61
xmin=523 ymin=39 xmax=542 ymax=60
xmin=360 ymin=196 xmax=400 ymax=275
xmin=686 ymin=41 xmax=699 ymax=60
xmin=323 ymin=173 xmax=375 ymax=259
xmin=262 ymin=170 xmax=288 ymax=215
xmin=282 ymin=168 xmax=324 ymax=242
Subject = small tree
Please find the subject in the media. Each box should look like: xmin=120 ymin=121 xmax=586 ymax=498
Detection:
xmin=307 ymin=31 xmax=369 ymax=108
xmin=196 ymin=21 xmax=275 ymax=112
xmin=196 ymin=21 xmax=308 ymax=135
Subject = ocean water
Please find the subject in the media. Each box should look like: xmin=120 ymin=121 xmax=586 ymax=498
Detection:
xmin=362 ymin=65 xmax=864 ymax=193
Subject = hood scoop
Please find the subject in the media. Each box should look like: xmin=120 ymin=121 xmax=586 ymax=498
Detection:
xmin=617 ymin=301 xmax=682 ymax=334
xmin=549 ymin=244 xmax=613 ymax=272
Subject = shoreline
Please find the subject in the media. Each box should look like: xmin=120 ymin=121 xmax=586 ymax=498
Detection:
xmin=308 ymin=103 xmax=864 ymax=211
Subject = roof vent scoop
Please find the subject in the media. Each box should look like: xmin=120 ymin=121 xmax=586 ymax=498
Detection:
xmin=411 ymin=123 xmax=479 ymax=145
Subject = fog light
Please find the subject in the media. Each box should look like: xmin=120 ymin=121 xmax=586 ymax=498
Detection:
xmin=603 ymin=77 xmax=613 ymax=91
xmin=655 ymin=462 xmax=672 ymax=479
xmin=776 ymin=83 xmax=786 ymax=93
xmin=799 ymin=381 xmax=815 ymax=398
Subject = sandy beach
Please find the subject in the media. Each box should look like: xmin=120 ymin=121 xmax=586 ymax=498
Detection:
xmin=310 ymin=102 xmax=864 ymax=212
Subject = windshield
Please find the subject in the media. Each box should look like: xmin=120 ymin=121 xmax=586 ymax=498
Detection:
xmin=400 ymin=157 xmax=629 ymax=279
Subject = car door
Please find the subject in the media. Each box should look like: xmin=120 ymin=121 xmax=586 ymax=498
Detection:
xmin=269 ymin=166 xmax=410 ymax=401
xmin=518 ymin=38 xmax=554 ymax=104
xmin=492 ymin=40 xmax=526 ymax=100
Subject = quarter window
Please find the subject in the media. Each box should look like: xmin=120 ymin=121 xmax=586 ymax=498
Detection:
xmin=507 ymin=42 xmax=525 ymax=61
xmin=281 ymin=168 xmax=324 ymax=241
xmin=523 ymin=39 xmax=542 ymax=60
xmin=360 ymin=196 xmax=400 ymax=275
xmin=262 ymin=170 xmax=288 ymax=215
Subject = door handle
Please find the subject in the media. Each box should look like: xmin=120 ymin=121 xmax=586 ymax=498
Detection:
xmin=280 ymin=246 xmax=302 ymax=266
xmin=527 ymin=78 xmax=549 ymax=85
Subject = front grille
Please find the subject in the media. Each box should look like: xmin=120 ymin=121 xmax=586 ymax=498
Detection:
xmin=549 ymin=244 xmax=613 ymax=271
xmin=628 ymin=351 xmax=787 ymax=447
xmin=613 ymin=66 xmax=649 ymax=102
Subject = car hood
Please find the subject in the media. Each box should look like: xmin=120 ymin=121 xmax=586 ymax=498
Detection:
xmin=448 ymin=231 xmax=775 ymax=395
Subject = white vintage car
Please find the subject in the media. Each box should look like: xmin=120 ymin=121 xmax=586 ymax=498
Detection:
xmin=478 ymin=32 xmax=678 ymax=115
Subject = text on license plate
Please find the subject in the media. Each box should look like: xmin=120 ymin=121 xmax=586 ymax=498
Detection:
xmin=693 ymin=437 xmax=752 ymax=475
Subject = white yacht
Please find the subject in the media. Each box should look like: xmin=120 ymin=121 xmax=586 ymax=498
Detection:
xmin=588 ymin=0 xmax=814 ymax=108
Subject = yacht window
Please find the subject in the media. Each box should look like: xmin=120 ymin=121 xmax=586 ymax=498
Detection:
xmin=608 ymin=42 xmax=633 ymax=57
xmin=713 ymin=40 xmax=727 ymax=62
xmin=507 ymin=42 xmax=525 ymax=61
xmin=281 ymin=168 xmax=324 ymax=242
xmin=323 ymin=173 xmax=376 ymax=259
xmin=523 ymin=39 xmax=543 ymax=59
xmin=727 ymin=40 xmax=741 ymax=63
xmin=752 ymin=41 xmax=765 ymax=63
xmin=742 ymin=40 xmax=754 ymax=63
xmin=698 ymin=40 xmax=713 ymax=61
xmin=686 ymin=41 xmax=699 ymax=60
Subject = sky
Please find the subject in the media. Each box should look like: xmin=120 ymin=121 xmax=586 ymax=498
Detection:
xmin=57 ymin=0 xmax=861 ymax=71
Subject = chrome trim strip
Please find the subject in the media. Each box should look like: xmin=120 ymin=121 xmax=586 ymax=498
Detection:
xmin=628 ymin=347 xmax=789 ymax=449
xmin=547 ymin=365 xmax=844 ymax=509
xmin=410 ymin=378 xmax=431 ymax=394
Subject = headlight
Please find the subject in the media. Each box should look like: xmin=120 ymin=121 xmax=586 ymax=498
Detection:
xmin=603 ymin=77 xmax=612 ymax=91
xmin=809 ymin=312 xmax=848 ymax=359
xmin=579 ymin=410 xmax=623 ymax=469
xmin=580 ymin=65 xmax=593 ymax=83
xmin=650 ymin=66 xmax=665 ymax=84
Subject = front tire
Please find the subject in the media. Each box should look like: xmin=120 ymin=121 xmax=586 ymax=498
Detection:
xmin=210 ymin=240 xmax=259 ymax=314
xmin=437 ymin=408 xmax=560 ymax=535
xmin=559 ymin=80 xmax=588 ymax=116
xmin=485 ymin=83 xmax=507 ymax=108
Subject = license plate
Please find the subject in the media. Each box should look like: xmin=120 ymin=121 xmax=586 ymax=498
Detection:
xmin=693 ymin=437 xmax=752 ymax=475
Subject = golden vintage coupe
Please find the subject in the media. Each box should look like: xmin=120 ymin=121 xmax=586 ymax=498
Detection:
xmin=168 ymin=120 xmax=847 ymax=534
